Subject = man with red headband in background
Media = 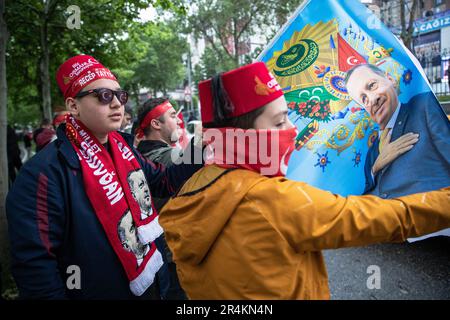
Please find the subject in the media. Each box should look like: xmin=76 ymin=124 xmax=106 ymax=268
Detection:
xmin=136 ymin=98 xmax=183 ymax=166
xmin=135 ymin=97 xmax=192 ymax=299
xmin=6 ymin=55 xmax=203 ymax=299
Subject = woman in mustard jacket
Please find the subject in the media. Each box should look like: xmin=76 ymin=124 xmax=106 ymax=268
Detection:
xmin=159 ymin=62 xmax=450 ymax=299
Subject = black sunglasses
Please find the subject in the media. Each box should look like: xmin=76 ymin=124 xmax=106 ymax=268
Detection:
xmin=75 ymin=88 xmax=128 ymax=105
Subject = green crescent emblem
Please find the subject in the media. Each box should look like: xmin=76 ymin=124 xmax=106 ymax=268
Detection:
xmin=274 ymin=39 xmax=319 ymax=77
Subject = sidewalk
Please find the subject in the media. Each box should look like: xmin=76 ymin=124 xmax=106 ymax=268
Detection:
xmin=324 ymin=237 xmax=450 ymax=299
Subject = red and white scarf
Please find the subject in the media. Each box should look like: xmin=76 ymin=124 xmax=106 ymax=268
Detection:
xmin=203 ymin=127 xmax=297 ymax=177
xmin=65 ymin=113 xmax=163 ymax=296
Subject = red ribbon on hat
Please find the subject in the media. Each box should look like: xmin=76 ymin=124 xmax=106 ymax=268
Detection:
xmin=136 ymin=101 xmax=173 ymax=138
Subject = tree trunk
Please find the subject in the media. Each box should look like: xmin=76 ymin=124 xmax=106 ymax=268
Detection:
xmin=406 ymin=0 xmax=419 ymax=50
xmin=400 ymin=0 xmax=406 ymax=44
xmin=40 ymin=18 xmax=52 ymax=121
xmin=400 ymin=0 xmax=419 ymax=50
xmin=232 ymin=18 xmax=239 ymax=66
xmin=0 ymin=0 xmax=10 ymax=294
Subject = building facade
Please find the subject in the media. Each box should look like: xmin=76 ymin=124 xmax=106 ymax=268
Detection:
xmin=364 ymin=0 xmax=450 ymax=94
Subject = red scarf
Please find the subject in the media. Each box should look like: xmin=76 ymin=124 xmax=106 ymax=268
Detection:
xmin=65 ymin=114 xmax=163 ymax=296
xmin=203 ymin=127 xmax=297 ymax=177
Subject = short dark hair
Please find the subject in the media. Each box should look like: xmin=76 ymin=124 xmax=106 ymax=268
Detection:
xmin=136 ymin=97 xmax=168 ymax=136
xmin=40 ymin=118 xmax=52 ymax=127
xmin=344 ymin=64 xmax=386 ymax=86
xmin=124 ymin=105 xmax=133 ymax=117
xmin=203 ymin=73 xmax=266 ymax=129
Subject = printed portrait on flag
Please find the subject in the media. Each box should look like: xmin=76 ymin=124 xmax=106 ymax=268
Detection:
xmin=258 ymin=0 xmax=450 ymax=200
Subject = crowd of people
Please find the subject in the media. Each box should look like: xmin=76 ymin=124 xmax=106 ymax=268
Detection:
xmin=6 ymin=112 xmax=70 ymax=186
xmin=3 ymin=54 xmax=450 ymax=300
xmin=414 ymin=45 xmax=450 ymax=93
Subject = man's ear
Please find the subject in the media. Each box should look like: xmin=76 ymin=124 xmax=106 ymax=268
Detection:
xmin=150 ymin=118 xmax=160 ymax=130
xmin=65 ymin=97 xmax=79 ymax=116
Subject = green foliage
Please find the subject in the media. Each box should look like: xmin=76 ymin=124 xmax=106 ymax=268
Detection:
xmin=193 ymin=47 xmax=236 ymax=83
xmin=438 ymin=94 xmax=450 ymax=102
xmin=185 ymin=0 xmax=304 ymax=82
xmin=132 ymin=22 xmax=188 ymax=96
xmin=4 ymin=0 xmax=185 ymax=125
xmin=4 ymin=0 xmax=304 ymax=125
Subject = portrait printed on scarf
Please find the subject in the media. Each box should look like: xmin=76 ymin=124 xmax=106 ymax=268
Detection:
xmin=127 ymin=169 xmax=153 ymax=220
xmin=117 ymin=210 xmax=150 ymax=268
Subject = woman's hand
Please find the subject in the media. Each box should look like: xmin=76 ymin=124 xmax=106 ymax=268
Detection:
xmin=372 ymin=132 xmax=419 ymax=174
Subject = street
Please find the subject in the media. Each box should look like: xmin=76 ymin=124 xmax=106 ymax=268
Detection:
xmin=324 ymin=236 xmax=450 ymax=299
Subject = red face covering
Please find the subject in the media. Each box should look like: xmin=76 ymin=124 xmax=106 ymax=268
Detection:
xmin=203 ymin=127 xmax=297 ymax=177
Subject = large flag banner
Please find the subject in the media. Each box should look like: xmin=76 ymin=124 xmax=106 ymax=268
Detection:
xmin=258 ymin=0 xmax=433 ymax=196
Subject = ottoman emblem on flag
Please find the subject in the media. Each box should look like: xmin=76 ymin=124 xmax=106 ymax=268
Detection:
xmin=274 ymin=39 xmax=319 ymax=77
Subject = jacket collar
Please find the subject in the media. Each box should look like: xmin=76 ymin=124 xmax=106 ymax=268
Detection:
xmin=137 ymin=139 xmax=169 ymax=154
xmin=56 ymin=124 xmax=80 ymax=169
xmin=390 ymin=101 xmax=410 ymax=141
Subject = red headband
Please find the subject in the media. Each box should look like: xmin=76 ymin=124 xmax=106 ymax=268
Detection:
xmin=56 ymin=55 xmax=117 ymax=99
xmin=136 ymin=101 xmax=173 ymax=138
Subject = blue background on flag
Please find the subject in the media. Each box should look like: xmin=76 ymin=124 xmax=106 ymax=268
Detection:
xmin=258 ymin=0 xmax=433 ymax=196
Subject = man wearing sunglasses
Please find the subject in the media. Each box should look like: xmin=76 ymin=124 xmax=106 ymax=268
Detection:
xmin=6 ymin=55 xmax=203 ymax=300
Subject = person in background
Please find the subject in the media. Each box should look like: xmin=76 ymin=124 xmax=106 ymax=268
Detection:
xmin=120 ymin=105 xmax=133 ymax=134
xmin=135 ymin=97 xmax=188 ymax=299
xmin=22 ymin=127 xmax=33 ymax=161
xmin=447 ymin=63 xmax=450 ymax=94
xmin=33 ymin=119 xmax=56 ymax=153
xmin=7 ymin=124 xmax=23 ymax=186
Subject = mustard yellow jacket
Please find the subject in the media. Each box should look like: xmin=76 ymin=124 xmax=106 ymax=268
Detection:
xmin=159 ymin=166 xmax=450 ymax=300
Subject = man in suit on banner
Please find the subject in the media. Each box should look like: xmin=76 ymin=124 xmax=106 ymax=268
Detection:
xmin=345 ymin=63 xmax=450 ymax=241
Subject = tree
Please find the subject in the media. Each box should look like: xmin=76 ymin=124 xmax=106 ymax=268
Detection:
xmin=193 ymin=46 xmax=236 ymax=83
xmin=132 ymin=22 xmax=188 ymax=96
xmin=4 ymin=0 xmax=185 ymax=122
xmin=400 ymin=0 xmax=419 ymax=50
xmin=186 ymin=0 xmax=267 ymax=67
xmin=0 ymin=0 xmax=9 ymax=298
xmin=186 ymin=0 xmax=303 ymax=81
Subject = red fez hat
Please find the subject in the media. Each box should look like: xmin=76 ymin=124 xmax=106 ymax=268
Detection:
xmin=198 ymin=62 xmax=283 ymax=124
xmin=56 ymin=54 xmax=117 ymax=99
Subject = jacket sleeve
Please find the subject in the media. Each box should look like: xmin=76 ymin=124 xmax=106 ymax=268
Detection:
xmin=6 ymin=161 xmax=67 ymax=299
xmin=248 ymin=178 xmax=450 ymax=252
xmin=136 ymin=141 xmax=204 ymax=198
